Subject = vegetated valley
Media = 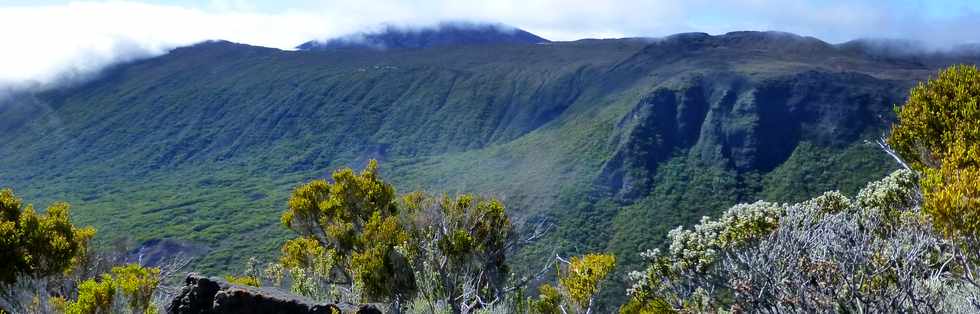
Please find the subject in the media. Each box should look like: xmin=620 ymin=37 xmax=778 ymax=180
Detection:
xmin=2 ymin=26 xmax=979 ymax=311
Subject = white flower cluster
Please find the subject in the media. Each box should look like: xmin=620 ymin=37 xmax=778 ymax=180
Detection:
xmin=625 ymin=200 xmax=786 ymax=300
xmin=624 ymin=169 xmax=973 ymax=312
xmin=662 ymin=201 xmax=785 ymax=273
xmin=798 ymin=190 xmax=852 ymax=215
xmin=856 ymin=169 xmax=918 ymax=212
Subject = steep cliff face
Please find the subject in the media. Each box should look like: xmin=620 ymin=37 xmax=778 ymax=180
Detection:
xmin=598 ymin=71 xmax=906 ymax=201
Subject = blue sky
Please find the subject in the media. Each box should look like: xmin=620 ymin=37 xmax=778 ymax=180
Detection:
xmin=8 ymin=0 xmax=976 ymax=19
xmin=1 ymin=0 xmax=979 ymax=88
xmin=4 ymin=0 xmax=980 ymax=43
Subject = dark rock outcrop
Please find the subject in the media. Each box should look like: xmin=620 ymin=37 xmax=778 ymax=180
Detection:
xmin=168 ymin=273 xmax=380 ymax=314
xmin=596 ymin=70 xmax=904 ymax=201
xmin=353 ymin=305 xmax=382 ymax=314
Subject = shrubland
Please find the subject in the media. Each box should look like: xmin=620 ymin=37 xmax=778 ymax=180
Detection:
xmin=0 ymin=189 xmax=183 ymax=314
xmin=227 ymin=160 xmax=616 ymax=313
xmin=2 ymin=64 xmax=979 ymax=313
xmin=0 ymin=32 xmax=920 ymax=278
xmin=623 ymin=65 xmax=980 ymax=313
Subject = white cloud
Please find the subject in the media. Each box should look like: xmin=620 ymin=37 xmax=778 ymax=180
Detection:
xmin=0 ymin=0 xmax=978 ymax=90
xmin=0 ymin=1 xmax=341 ymax=88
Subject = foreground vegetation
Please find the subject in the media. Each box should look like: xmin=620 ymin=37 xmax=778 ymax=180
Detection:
xmin=0 ymin=188 xmax=176 ymax=314
xmin=2 ymin=64 xmax=979 ymax=313
xmin=624 ymin=65 xmax=980 ymax=312
xmin=0 ymin=161 xmax=619 ymax=314
xmin=227 ymin=160 xmax=618 ymax=313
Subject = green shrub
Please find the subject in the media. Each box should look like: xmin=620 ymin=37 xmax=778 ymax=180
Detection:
xmin=527 ymin=253 xmax=616 ymax=314
xmin=888 ymin=64 xmax=980 ymax=238
xmin=0 ymin=188 xmax=95 ymax=284
xmin=400 ymin=192 xmax=513 ymax=312
xmin=58 ymin=264 xmax=160 ymax=314
xmin=224 ymin=275 xmax=260 ymax=287
xmin=278 ymin=160 xmax=414 ymax=302
xmin=529 ymin=284 xmax=562 ymax=314
xmin=560 ymin=253 xmax=616 ymax=312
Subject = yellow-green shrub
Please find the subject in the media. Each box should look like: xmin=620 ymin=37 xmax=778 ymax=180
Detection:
xmin=888 ymin=65 xmax=980 ymax=172
xmin=560 ymin=253 xmax=616 ymax=311
xmin=350 ymin=212 xmax=413 ymax=301
xmin=278 ymin=237 xmax=336 ymax=278
xmin=888 ymin=64 xmax=980 ymax=238
xmin=528 ymin=253 xmax=617 ymax=314
xmin=278 ymin=160 xmax=414 ymax=302
xmin=60 ymin=264 xmax=160 ymax=314
xmin=63 ymin=274 xmax=116 ymax=314
xmin=0 ymin=188 xmax=95 ymax=284
xmin=224 ymin=275 xmax=260 ymax=287
xmin=529 ymin=284 xmax=562 ymax=314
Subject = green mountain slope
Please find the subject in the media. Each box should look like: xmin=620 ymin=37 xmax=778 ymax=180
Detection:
xmin=0 ymin=31 xmax=971 ymax=280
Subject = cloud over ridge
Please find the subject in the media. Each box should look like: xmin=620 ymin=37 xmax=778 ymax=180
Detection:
xmin=0 ymin=0 xmax=978 ymax=90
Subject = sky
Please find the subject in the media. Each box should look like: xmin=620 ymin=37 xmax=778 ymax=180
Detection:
xmin=1 ymin=0 xmax=979 ymax=90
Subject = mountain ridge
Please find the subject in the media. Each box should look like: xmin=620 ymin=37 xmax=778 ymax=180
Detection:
xmin=297 ymin=22 xmax=549 ymax=50
xmin=1 ymin=32 xmax=977 ymax=298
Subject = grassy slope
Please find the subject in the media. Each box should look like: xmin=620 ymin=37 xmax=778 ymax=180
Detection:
xmin=0 ymin=33 xmax=955 ymax=285
xmin=0 ymin=39 xmax=648 ymax=272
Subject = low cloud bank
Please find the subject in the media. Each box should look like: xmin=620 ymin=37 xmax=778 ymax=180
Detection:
xmin=0 ymin=0 xmax=978 ymax=95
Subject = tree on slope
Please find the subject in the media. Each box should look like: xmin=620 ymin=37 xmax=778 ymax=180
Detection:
xmin=889 ymin=64 xmax=980 ymax=302
xmin=273 ymin=160 xmax=592 ymax=313
xmin=0 ymin=188 xmax=95 ymax=285
xmin=400 ymin=192 xmax=515 ymax=313
xmin=0 ymin=189 xmax=168 ymax=314
xmin=278 ymin=160 xmax=416 ymax=303
xmin=531 ymin=253 xmax=617 ymax=314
